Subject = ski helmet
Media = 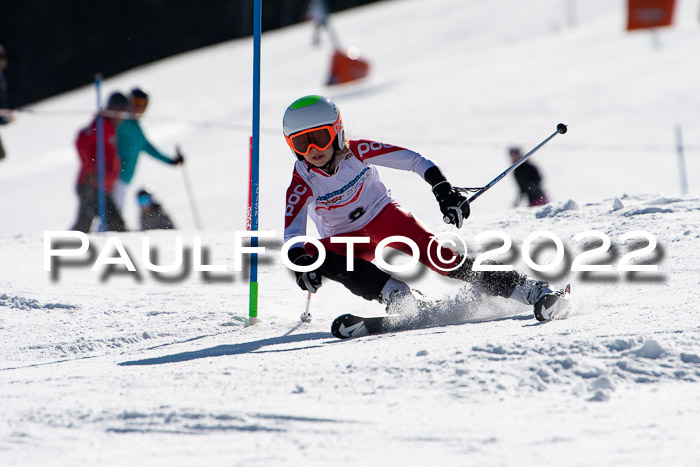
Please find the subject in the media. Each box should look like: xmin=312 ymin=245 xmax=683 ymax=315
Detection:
xmin=283 ymin=95 xmax=344 ymax=160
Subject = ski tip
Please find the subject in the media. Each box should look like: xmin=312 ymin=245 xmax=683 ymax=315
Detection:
xmin=331 ymin=313 xmax=372 ymax=339
xmin=563 ymin=283 xmax=572 ymax=297
xmin=331 ymin=314 xmax=358 ymax=339
xmin=553 ymin=284 xmax=573 ymax=320
xmin=535 ymin=284 xmax=573 ymax=322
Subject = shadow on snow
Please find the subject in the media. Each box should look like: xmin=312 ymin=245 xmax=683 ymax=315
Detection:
xmin=119 ymin=331 xmax=330 ymax=366
xmin=118 ymin=311 xmax=533 ymax=366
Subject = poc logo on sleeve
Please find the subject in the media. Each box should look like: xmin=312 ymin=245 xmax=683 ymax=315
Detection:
xmin=356 ymin=141 xmax=394 ymax=158
xmin=286 ymin=184 xmax=308 ymax=216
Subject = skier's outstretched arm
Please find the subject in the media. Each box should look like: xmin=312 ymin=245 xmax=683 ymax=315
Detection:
xmin=354 ymin=140 xmax=471 ymax=228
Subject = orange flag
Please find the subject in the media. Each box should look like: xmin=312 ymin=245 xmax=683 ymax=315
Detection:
xmin=627 ymin=0 xmax=676 ymax=31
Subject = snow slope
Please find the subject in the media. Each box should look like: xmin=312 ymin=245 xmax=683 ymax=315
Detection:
xmin=1 ymin=0 xmax=700 ymax=465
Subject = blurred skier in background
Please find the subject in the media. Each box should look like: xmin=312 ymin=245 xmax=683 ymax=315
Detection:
xmin=114 ymin=87 xmax=184 ymax=210
xmin=0 ymin=44 xmax=13 ymax=161
xmin=282 ymin=95 xmax=568 ymax=322
xmin=304 ymin=1 xmax=370 ymax=86
xmin=137 ymin=187 xmax=175 ymax=231
xmin=509 ymin=146 xmax=550 ymax=207
xmin=71 ymin=92 xmax=128 ymax=232
xmin=304 ymin=0 xmax=338 ymax=47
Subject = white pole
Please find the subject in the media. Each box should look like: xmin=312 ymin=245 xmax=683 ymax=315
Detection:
xmin=566 ymin=0 xmax=577 ymax=27
xmin=180 ymin=160 xmax=203 ymax=229
xmin=675 ymin=125 xmax=688 ymax=195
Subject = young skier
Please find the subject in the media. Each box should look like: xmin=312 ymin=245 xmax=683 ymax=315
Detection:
xmin=283 ymin=95 xmax=566 ymax=321
xmin=136 ymin=188 xmax=175 ymax=231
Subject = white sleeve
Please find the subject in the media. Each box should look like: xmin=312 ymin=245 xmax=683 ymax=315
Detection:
xmin=351 ymin=140 xmax=436 ymax=178
xmin=366 ymin=148 xmax=437 ymax=178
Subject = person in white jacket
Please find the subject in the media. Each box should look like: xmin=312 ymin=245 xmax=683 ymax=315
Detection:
xmin=282 ymin=95 xmax=565 ymax=321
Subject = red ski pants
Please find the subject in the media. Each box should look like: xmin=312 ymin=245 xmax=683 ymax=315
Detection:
xmin=315 ymin=203 xmax=458 ymax=275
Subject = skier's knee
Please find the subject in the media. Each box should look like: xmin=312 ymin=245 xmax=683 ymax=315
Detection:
xmin=320 ymin=250 xmax=391 ymax=301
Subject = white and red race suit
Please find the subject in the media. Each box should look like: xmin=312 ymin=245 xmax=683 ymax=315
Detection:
xmin=284 ymin=139 xmax=458 ymax=273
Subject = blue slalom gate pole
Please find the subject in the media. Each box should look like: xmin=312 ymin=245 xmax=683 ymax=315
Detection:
xmin=248 ymin=0 xmax=262 ymax=325
xmin=94 ymin=74 xmax=107 ymax=232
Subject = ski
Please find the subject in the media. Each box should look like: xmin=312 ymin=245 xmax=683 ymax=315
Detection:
xmin=330 ymin=298 xmax=468 ymax=339
xmin=331 ymin=284 xmax=572 ymax=339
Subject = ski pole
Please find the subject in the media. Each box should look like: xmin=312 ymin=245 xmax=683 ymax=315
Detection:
xmin=178 ymin=152 xmax=204 ymax=230
xmin=282 ymin=292 xmax=313 ymax=336
xmin=460 ymin=123 xmax=567 ymax=204
xmin=300 ymin=291 xmax=313 ymax=323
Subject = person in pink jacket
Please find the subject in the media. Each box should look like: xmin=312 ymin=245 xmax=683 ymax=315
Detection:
xmin=71 ymin=92 xmax=128 ymax=233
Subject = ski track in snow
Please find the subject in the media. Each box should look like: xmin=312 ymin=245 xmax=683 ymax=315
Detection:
xmin=2 ymin=194 xmax=700 ymax=465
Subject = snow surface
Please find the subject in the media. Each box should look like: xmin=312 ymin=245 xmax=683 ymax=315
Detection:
xmin=1 ymin=0 xmax=700 ymax=465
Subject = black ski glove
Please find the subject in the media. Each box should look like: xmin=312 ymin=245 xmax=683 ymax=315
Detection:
xmin=432 ymin=181 xmax=470 ymax=229
xmin=424 ymin=166 xmax=470 ymax=228
xmin=293 ymin=253 xmax=323 ymax=293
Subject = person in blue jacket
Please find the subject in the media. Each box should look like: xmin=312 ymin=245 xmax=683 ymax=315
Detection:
xmin=114 ymin=87 xmax=184 ymax=209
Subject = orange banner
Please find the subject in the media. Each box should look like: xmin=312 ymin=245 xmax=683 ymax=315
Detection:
xmin=627 ymin=0 xmax=676 ymax=30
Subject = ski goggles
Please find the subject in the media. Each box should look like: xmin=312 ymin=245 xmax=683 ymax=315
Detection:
xmin=285 ymin=116 xmax=341 ymax=156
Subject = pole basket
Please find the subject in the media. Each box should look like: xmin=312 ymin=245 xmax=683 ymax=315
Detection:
xmin=327 ymin=48 xmax=370 ymax=85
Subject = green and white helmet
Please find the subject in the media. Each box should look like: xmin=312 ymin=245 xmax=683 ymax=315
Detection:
xmin=283 ymin=95 xmax=344 ymax=160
